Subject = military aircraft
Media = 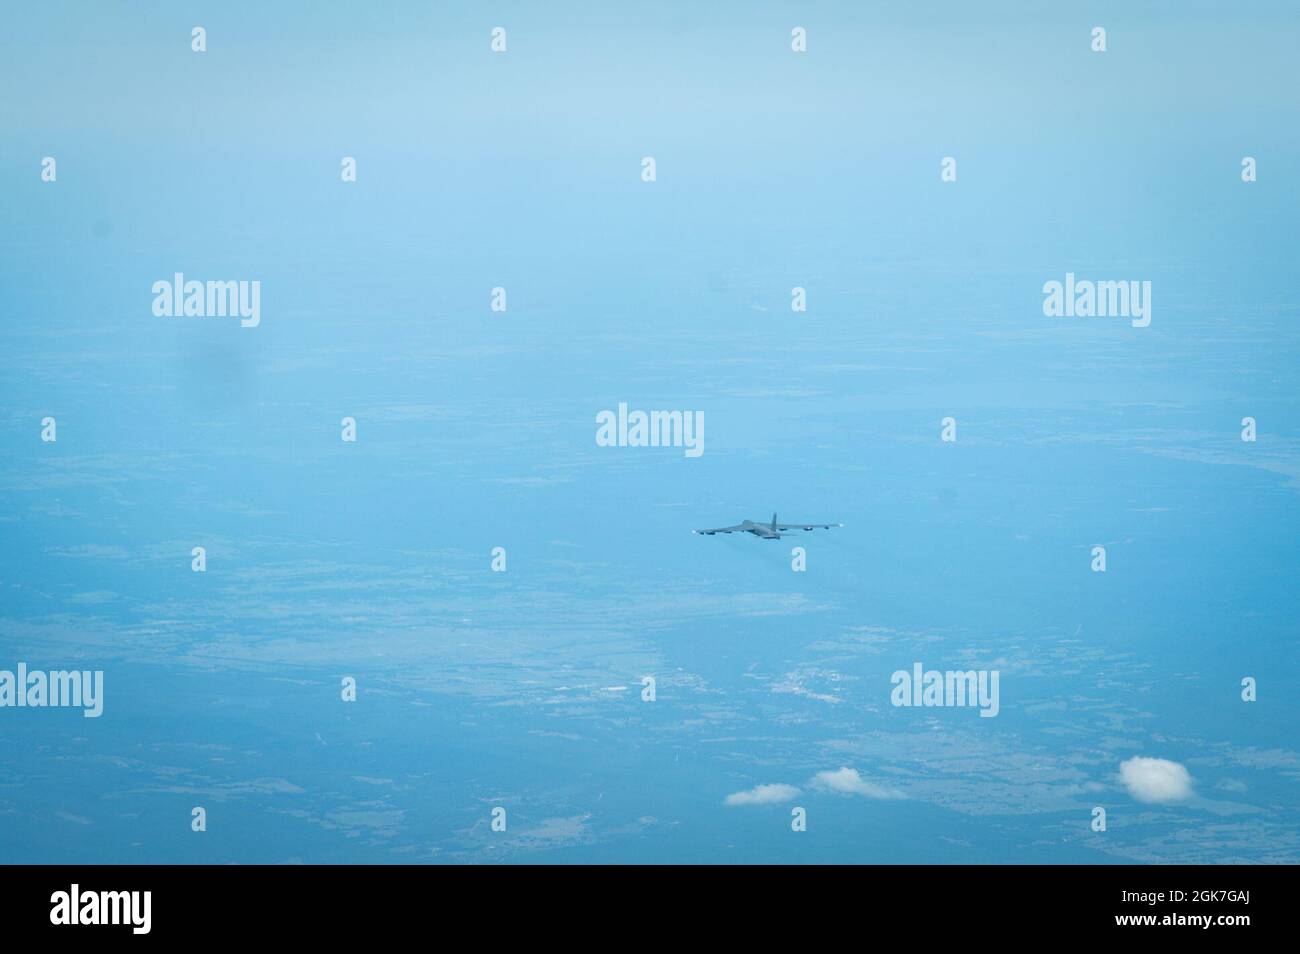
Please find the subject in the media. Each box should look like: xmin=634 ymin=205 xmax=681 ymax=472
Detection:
xmin=692 ymin=514 xmax=841 ymax=540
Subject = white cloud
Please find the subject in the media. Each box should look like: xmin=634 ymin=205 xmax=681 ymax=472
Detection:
xmin=1119 ymin=757 xmax=1193 ymax=803
xmin=724 ymin=783 xmax=800 ymax=806
xmin=809 ymin=767 xmax=905 ymax=800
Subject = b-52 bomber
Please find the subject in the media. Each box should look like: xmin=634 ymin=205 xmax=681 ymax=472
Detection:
xmin=692 ymin=514 xmax=841 ymax=540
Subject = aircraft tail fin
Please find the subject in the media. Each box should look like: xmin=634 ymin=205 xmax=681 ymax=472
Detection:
xmin=771 ymin=513 xmax=778 ymax=532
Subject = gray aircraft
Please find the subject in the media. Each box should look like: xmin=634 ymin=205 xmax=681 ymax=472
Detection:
xmin=692 ymin=513 xmax=842 ymax=540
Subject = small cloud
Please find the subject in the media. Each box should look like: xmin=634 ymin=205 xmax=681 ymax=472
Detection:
xmin=810 ymin=767 xmax=905 ymax=800
xmin=724 ymin=783 xmax=800 ymax=806
xmin=1119 ymin=756 xmax=1193 ymax=803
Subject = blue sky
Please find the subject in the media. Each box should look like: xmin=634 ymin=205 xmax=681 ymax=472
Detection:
xmin=1 ymin=1 xmax=1298 ymax=863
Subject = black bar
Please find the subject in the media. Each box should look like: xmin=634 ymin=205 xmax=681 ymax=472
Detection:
xmin=1 ymin=865 xmax=1283 ymax=940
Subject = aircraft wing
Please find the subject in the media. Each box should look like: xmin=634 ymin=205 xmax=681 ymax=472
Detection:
xmin=776 ymin=522 xmax=841 ymax=531
xmin=693 ymin=524 xmax=747 ymax=535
